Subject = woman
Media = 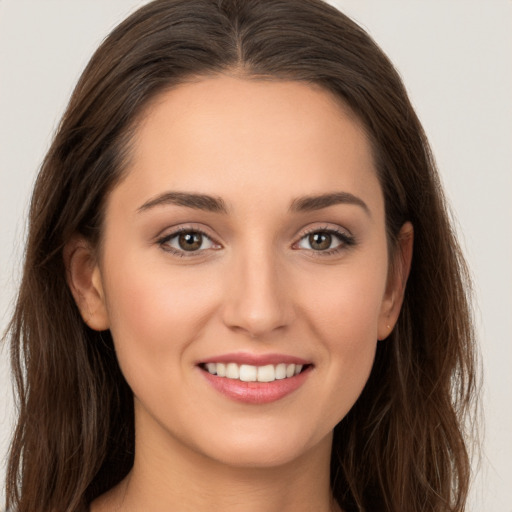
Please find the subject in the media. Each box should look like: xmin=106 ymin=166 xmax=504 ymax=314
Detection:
xmin=4 ymin=0 xmax=477 ymax=511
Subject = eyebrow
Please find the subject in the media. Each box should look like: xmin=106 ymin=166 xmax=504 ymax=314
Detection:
xmin=289 ymin=192 xmax=370 ymax=216
xmin=137 ymin=191 xmax=228 ymax=214
xmin=137 ymin=190 xmax=369 ymax=216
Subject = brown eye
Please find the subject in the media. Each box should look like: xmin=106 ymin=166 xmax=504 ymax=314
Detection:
xmin=159 ymin=229 xmax=217 ymax=254
xmin=178 ymin=232 xmax=203 ymax=251
xmin=295 ymin=229 xmax=353 ymax=254
xmin=308 ymin=232 xmax=332 ymax=251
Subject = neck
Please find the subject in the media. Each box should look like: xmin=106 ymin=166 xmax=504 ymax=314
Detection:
xmin=92 ymin=410 xmax=340 ymax=512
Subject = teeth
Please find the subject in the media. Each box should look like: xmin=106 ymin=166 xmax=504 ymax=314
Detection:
xmin=216 ymin=363 xmax=226 ymax=377
xmin=203 ymin=362 xmax=306 ymax=382
xmin=275 ymin=363 xmax=287 ymax=380
xmin=226 ymin=363 xmax=239 ymax=379
xmin=257 ymin=364 xmax=275 ymax=382
xmin=239 ymin=364 xmax=257 ymax=382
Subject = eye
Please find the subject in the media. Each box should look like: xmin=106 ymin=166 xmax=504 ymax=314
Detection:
xmin=158 ymin=229 xmax=218 ymax=255
xmin=295 ymin=229 xmax=354 ymax=253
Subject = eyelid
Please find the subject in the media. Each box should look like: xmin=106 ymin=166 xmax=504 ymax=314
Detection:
xmin=156 ymin=225 xmax=222 ymax=256
xmin=154 ymin=223 xmax=355 ymax=258
xmin=292 ymin=225 xmax=356 ymax=255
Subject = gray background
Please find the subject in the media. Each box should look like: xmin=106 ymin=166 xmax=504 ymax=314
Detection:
xmin=1 ymin=1 xmax=511 ymax=510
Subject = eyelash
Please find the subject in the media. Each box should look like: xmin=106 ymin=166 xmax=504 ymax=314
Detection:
xmin=157 ymin=227 xmax=220 ymax=257
xmin=294 ymin=227 xmax=356 ymax=256
xmin=156 ymin=226 xmax=356 ymax=257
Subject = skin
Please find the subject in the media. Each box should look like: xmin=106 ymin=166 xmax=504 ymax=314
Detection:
xmin=67 ymin=75 xmax=412 ymax=511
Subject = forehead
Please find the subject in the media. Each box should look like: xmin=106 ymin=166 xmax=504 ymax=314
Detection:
xmin=113 ymin=74 xmax=382 ymax=215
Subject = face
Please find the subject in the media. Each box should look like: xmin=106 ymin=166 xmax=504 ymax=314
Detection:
xmin=71 ymin=75 xmax=407 ymax=470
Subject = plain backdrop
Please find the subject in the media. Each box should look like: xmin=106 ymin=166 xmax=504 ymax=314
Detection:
xmin=0 ymin=1 xmax=511 ymax=510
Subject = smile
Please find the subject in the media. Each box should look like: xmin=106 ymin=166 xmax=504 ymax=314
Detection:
xmin=198 ymin=355 xmax=313 ymax=404
xmin=201 ymin=362 xmax=304 ymax=382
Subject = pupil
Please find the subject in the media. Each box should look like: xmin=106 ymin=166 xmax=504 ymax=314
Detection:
xmin=309 ymin=232 xmax=331 ymax=250
xmin=178 ymin=232 xmax=202 ymax=251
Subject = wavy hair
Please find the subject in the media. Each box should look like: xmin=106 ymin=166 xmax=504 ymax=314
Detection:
xmin=4 ymin=1 xmax=477 ymax=510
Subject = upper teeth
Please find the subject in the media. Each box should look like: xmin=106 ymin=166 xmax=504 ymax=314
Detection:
xmin=204 ymin=362 xmax=303 ymax=382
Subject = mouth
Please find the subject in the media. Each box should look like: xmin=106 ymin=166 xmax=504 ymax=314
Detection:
xmin=197 ymin=355 xmax=313 ymax=404
xmin=199 ymin=362 xmax=311 ymax=383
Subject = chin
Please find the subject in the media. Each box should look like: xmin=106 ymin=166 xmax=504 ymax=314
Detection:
xmin=184 ymin=418 xmax=333 ymax=470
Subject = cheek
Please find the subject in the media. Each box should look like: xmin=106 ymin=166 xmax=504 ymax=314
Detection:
xmin=298 ymin=256 xmax=387 ymax=420
xmin=101 ymin=251 xmax=220 ymax=376
xmin=303 ymin=258 xmax=387 ymax=345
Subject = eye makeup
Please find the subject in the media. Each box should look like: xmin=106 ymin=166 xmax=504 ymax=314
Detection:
xmin=155 ymin=223 xmax=356 ymax=259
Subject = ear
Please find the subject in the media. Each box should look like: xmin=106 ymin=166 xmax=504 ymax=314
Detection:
xmin=63 ymin=236 xmax=110 ymax=331
xmin=377 ymin=222 xmax=414 ymax=340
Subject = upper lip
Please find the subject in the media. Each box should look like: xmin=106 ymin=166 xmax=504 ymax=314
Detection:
xmin=198 ymin=352 xmax=311 ymax=366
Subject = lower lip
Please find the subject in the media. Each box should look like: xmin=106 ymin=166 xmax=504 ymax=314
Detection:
xmin=200 ymin=366 xmax=311 ymax=404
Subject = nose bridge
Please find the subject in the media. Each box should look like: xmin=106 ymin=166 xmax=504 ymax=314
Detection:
xmin=222 ymin=237 xmax=291 ymax=337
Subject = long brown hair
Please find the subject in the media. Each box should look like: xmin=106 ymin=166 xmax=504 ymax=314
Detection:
xmin=4 ymin=1 xmax=477 ymax=510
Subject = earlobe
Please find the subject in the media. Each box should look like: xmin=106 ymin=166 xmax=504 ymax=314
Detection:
xmin=378 ymin=222 xmax=414 ymax=340
xmin=63 ymin=236 xmax=110 ymax=331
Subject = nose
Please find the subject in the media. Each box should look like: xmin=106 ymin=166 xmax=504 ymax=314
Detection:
xmin=221 ymin=245 xmax=294 ymax=338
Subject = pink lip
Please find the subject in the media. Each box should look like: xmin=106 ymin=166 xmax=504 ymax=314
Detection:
xmin=199 ymin=352 xmax=310 ymax=366
xmin=199 ymin=364 xmax=312 ymax=405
